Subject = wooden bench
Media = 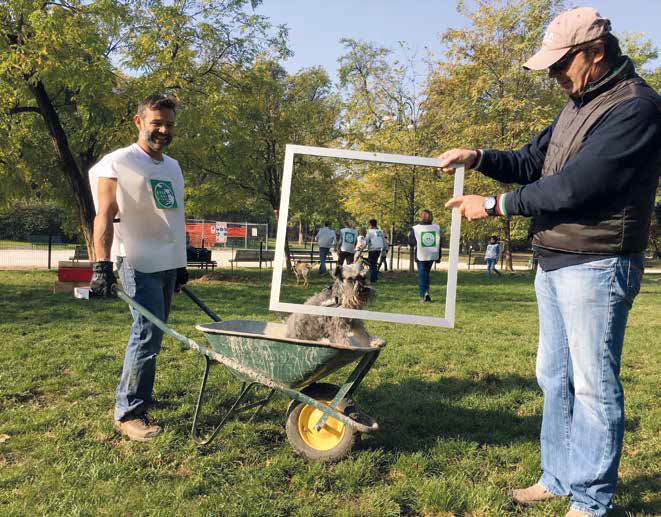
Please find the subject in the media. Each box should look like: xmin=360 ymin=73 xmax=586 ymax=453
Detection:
xmin=230 ymin=249 xmax=274 ymax=268
xmin=187 ymin=260 xmax=217 ymax=271
xmin=69 ymin=245 xmax=89 ymax=261
xmin=289 ymin=248 xmax=336 ymax=271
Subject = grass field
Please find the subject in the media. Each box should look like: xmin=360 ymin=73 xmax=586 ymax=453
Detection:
xmin=0 ymin=269 xmax=659 ymax=516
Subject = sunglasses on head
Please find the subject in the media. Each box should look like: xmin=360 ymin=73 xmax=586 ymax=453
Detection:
xmin=549 ymin=48 xmax=583 ymax=73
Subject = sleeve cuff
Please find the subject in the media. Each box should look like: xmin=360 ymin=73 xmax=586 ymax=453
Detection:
xmin=496 ymin=193 xmax=508 ymax=217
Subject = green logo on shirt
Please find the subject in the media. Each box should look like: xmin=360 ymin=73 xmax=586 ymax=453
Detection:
xmin=150 ymin=179 xmax=178 ymax=209
xmin=344 ymin=232 xmax=355 ymax=243
xmin=421 ymin=231 xmax=436 ymax=247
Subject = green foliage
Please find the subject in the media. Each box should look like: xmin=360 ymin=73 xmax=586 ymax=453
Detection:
xmin=0 ymin=200 xmax=71 ymax=240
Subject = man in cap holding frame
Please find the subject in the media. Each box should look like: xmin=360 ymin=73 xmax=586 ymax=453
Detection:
xmin=439 ymin=7 xmax=660 ymax=516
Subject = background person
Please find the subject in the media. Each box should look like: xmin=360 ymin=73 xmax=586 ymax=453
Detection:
xmin=354 ymin=229 xmax=366 ymax=263
xmin=364 ymin=219 xmax=386 ymax=282
xmin=337 ymin=220 xmax=357 ymax=266
xmin=484 ymin=236 xmax=502 ymax=277
xmin=89 ymin=94 xmax=189 ymax=442
xmin=408 ymin=209 xmax=441 ymax=302
xmin=440 ymin=8 xmax=660 ymax=516
xmin=315 ymin=221 xmax=336 ymax=275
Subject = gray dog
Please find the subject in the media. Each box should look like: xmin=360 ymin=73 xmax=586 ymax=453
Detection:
xmin=285 ymin=262 xmax=385 ymax=347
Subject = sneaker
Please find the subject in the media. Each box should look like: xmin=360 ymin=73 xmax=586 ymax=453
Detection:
xmin=419 ymin=297 xmax=425 ymax=304
xmin=113 ymin=413 xmax=162 ymax=442
xmin=510 ymin=482 xmax=559 ymax=505
xmin=424 ymin=292 xmax=432 ymax=302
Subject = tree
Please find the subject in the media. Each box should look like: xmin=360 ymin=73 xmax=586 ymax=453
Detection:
xmin=424 ymin=0 xmax=567 ymax=268
xmin=338 ymin=39 xmax=442 ymax=270
xmin=174 ymin=60 xmax=341 ymax=269
xmin=0 ymin=0 xmax=287 ymax=255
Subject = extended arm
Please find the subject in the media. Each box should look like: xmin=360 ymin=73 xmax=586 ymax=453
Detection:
xmin=93 ymin=178 xmax=119 ymax=261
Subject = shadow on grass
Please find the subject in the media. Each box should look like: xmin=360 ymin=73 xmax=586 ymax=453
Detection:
xmin=613 ymin=473 xmax=661 ymax=516
xmin=357 ymin=374 xmax=541 ymax=451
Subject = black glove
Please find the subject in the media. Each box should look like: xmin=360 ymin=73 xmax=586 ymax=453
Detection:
xmin=175 ymin=267 xmax=189 ymax=292
xmin=90 ymin=261 xmax=117 ymax=297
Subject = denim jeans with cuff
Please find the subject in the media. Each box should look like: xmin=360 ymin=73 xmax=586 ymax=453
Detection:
xmin=115 ymin=257 xmax=176 ymax=421
xmin=534 ymin=254 xmax=643 ymax=516
xmin=416 ymin=260 xmax=433 ymax=297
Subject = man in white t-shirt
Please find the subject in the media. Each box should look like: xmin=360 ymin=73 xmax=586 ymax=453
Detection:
xmin=337 ymin=220 xmax=357 ymax=266
xmin=364 ymin=218 xmax=386 ymax=282
xmin=315 ymin=221 xmax=336 ymax=275
xmin=88 ymin=94 xmax=188 ymax=442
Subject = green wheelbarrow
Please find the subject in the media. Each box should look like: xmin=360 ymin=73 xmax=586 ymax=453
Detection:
xmin=117 ymin=287 xmax=383 ymax=462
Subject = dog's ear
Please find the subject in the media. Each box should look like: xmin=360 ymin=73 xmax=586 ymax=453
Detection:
xmin=334 ymin=266 xmax=343 ymax=279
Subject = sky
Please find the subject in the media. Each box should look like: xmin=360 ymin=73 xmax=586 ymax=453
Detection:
xmin=255 ymin=0 xmax=661 ymax=83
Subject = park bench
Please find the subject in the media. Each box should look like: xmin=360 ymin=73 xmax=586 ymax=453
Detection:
xmin=288 ymin=248 xmax=336 ymax=271
xmin=229 ymin=249 xmax=275 ymax=268
xmin=69 ymin=245 xmax=89 ymax=261
xmin=187 ymin=247 xmax=217 ymax=271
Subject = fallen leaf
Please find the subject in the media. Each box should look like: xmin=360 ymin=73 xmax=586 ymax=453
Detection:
xmin=0 ymin=434 xmax=10 ymax=443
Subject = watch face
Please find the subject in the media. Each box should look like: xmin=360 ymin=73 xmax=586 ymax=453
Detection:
xmin=484 ymin=196 xmax=496 ymax=210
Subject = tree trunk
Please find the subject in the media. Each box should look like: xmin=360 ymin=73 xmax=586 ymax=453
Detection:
xmin=501 ymin=217 xmax=513 ymax=271
xmin=30 ymin=80 xmax=96 ymax=258
xmin=298 ymin=217 xmax=304 ymax=245
xmin=408 ymin=166 xmax=416 ymax=273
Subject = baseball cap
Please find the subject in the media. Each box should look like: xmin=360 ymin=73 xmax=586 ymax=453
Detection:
xmin=523 ymin=7 xmax=611 ymax=70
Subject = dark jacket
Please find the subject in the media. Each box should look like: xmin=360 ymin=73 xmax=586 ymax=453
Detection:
xmin=477 ymin=57 xmax=661 ymax=268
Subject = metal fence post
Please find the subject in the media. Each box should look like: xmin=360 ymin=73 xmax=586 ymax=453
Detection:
xmin=47 ymin=234 xmax=52 ymax=270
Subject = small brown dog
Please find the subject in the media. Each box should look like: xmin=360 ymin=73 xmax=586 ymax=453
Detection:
xmin=293 ymin=260 xmax=311 ymax=287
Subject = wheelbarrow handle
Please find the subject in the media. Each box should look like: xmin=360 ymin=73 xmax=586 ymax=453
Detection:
xmin=181 ymin=286 xmax=222 ymax=322
xmin=115 ymin=288 xmax=201 ymax=350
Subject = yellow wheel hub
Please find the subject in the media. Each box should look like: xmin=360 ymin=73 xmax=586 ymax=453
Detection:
xmin=298 ymin=401 xmax=345 ymax=451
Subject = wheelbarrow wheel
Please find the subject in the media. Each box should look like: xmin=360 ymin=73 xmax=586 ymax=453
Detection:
xmin=286 ymin=383 xmax=358 ymax=462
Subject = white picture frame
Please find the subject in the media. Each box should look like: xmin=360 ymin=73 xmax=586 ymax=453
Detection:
xmin=269 ymin=144 xmax=464 ymax=328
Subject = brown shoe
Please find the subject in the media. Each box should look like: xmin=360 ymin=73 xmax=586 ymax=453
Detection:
xmin=510 ymin=482 xmax=559 ymax=505
xmin=113 ymin=413 xmax=162 ymax=442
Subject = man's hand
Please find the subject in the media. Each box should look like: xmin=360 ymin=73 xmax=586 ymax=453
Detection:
xmin=437 ymin=149 xmax=479 ymax=174
xmin=175 ymin=267 xmax=189 ymax=293
xmin=90 ymin=261 xmax=117 ymax=297
xmin=445 ymin=195 xmax=488 ymax=221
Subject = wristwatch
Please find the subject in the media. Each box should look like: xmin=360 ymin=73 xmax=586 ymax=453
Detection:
xmin=483 ymin=196 xmax=497 ymax=216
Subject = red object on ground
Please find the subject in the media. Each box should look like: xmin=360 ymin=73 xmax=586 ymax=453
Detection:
xmin=58 ymin=267 xmax=93 ymax=283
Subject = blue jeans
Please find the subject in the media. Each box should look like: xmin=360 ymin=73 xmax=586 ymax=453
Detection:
xmin=367 ymin=250 xmax=381 ymax=282
xmin=417 ymin=260 xmax=433 ymax=297
xmin=319 ymin=247 xmax=330 ymax=274
xmin=486 ymin=258 xmax=500 ymax=276
xmin=534 ymin=255 xmax=643 ymax=516
xmin=115 ymin=257 xmax=176 ymax=421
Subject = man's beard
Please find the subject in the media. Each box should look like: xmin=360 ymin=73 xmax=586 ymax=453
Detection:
xmin=142 ymin=129 xmax=172 ymax=152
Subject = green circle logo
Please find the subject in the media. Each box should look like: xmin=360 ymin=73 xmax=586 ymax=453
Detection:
xmin=421 ymin=231 xmax=436 ymax=247
xmin=154 ymin=182 xmax=175 ymax=208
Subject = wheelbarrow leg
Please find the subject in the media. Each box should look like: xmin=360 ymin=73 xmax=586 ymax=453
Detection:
xmin=191 ymin=355 xmax=256 ymax=445
xmin=248 ymin=388 xmax=276 ymax=423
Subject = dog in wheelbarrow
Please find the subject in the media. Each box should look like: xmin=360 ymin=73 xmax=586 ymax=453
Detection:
xmin=285 ymin=261 xmax=385 ymax=348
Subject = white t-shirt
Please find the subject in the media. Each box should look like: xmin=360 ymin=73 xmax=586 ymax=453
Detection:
xmin=413 ymin=224 xmax=441 ymax=261
xmin=365 ymin=228 xmax=385 ymax=251
xmin=339 ymin=228 xmax=358 ymax=253
xmin=316 ymin=227 xmax=336 ymax=248
xmin=485 ymin=243 xmax=500 ymax=260
xmin=89 ymin=143 xmax=187 ymax=273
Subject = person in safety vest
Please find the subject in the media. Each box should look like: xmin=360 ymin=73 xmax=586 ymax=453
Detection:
xmin=315 ymin=221 xmax=336 ymax=275
xmin=89 ymin=94 xmax=189 ymax=442
xmin=337 ymin=220 xmax=358 ymax=266
xmin=439 ymin=8 xmax=660 ymax=515
xmin=408 ymin=209 xmax=441 ymax=303
xmin=364 ymin=219 xmax=386 ymax=282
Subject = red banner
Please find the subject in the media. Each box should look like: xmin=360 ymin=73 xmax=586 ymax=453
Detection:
xmin=227 ymin=226 xmax=246 ymax=238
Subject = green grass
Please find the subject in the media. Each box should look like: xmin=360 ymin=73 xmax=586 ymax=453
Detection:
xmin=0 ymin=269 xmax=659 ymax=516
